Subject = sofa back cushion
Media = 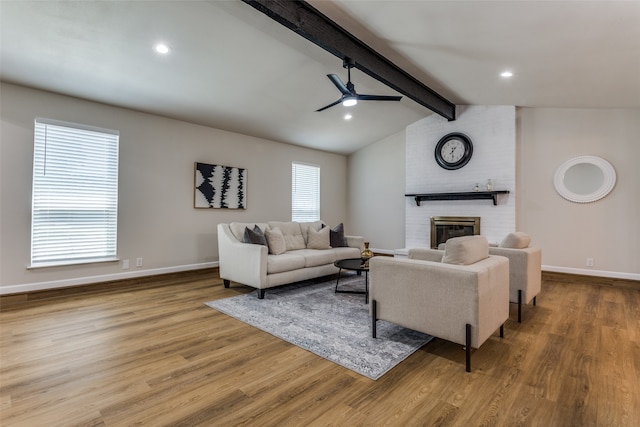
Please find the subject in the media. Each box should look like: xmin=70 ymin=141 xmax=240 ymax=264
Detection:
xmin=442 ymin=235 xmax=489 ymax=265
xmin=499 ymin=232 xmax=531 ymax=249
xmin=268 ymin=221 xmax=306 ymax=250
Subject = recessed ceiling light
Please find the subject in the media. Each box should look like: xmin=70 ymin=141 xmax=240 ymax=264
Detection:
xmin=154 ymin=43 xmax=170 ymax=54
xmin=500 ymin=71 xmax=513 ymax=78
xmin=344 ymin=114 xmax=352 ymax=120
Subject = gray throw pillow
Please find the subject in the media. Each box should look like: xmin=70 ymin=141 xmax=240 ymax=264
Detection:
xmin=243 ymin=225 xmax=267 ymax=246
xmin=330 ymin=223 xmax=347 ymax=247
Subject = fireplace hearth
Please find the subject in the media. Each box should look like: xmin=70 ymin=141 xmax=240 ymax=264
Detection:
xmin=431 ymin=216 xmax=481 ymax=248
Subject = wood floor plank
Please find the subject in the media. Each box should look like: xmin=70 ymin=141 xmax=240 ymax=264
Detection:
xmin=1 ymin=270 xmax=638 ymax=426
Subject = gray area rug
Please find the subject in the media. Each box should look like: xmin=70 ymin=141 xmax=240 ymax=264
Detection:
xmin=206 ymin=274 xmax=432 ymax=380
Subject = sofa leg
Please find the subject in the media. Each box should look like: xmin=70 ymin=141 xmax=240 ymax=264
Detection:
xmin=465 ymin=323 xmax=472 ymax=372
xmin=518 ymin=289 xmax=522 ymax=323
xmin=223 ymin=279 xmax=230 ymax=288
xmin=500 ymin=324 xmax=504 ymax=338
xmin=371 ymin=300 xmax=377 ymax=338
xmin=533 ymin=296 xmax=537 ymax=306
xmin=258 ymin=289 xmax=265 ymax=299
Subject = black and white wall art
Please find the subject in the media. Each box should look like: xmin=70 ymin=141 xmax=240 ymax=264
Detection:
xmin=194 ymin=162 xmax=246 ymax=209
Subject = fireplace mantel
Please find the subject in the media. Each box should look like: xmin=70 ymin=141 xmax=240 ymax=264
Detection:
xmin=406 ymin=190 xmax=509 ymax=206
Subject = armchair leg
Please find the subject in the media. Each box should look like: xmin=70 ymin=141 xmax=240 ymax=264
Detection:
xmin=518 ymin=290 xmax=523 ymax=323
xmin=500 ymin=324 xmax=504 ymax=338
xmin=223 ymin=279 xmax=230 ymax=288
xmin=371 ymin=300 xmax=377 ymax=338
xmin=533 ymin=296 xmax=537 ymax=306
xmin=465 ymin=323 xmax=472 ymax=372
xmin=258 ymin=289 xmax=265 ymax=299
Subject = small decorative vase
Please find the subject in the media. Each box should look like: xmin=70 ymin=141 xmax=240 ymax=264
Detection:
xmin=361 ymin=242 xmax=373 ymax=265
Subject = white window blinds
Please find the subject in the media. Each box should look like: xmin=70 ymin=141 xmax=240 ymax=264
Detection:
xmin=31 ymin=118 xmax=119 ymax=267
xmin=291 ymin=162 xmax=320 ymax=222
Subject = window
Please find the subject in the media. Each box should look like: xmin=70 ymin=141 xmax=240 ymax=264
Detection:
xmin=31 ymin=118 xmax=119 ymax=267
xmin=291 ymin=162 xmax=320 ymax=222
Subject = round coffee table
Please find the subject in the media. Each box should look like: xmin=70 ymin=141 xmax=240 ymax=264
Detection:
xmin=334 ymin=258 xmax=370 ymax=303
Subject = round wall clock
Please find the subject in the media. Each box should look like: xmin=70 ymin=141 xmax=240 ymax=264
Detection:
xmin=434 ymin=132 xmax=473 ymax=170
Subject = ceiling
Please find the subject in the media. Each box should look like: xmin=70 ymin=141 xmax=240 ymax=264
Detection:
xmin=1 ymin=1 xmax=639 ymax=155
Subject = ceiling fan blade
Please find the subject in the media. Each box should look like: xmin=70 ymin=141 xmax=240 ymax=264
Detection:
xmin=357 ymin=94 xmax=403 ymax=102
xmin=315 ymin=98 xmax=343 ymax=112
xmin=327 ymin=74 xmax=352 ymax=96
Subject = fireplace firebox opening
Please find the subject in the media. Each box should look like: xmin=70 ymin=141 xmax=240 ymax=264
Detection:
xmin=430 ymin=216 xmax=481 ymax=249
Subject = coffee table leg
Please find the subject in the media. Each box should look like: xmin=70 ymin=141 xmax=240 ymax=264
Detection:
xmin=335 ymin=268 xmax=342 ymax=293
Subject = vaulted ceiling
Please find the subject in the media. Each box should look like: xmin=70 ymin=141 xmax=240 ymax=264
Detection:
xmin=2 ymin=1 xmax=639 ymax=155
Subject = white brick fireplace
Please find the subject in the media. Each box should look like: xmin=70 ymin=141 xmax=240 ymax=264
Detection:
xmin=404 ymin=105 xmax=516 ymax=249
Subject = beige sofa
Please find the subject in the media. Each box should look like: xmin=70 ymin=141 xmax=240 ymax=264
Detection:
xmin=217 ymin=221 xmax=364 ymax=298
xmin=370 ymin=236 xmax=509 ymax=372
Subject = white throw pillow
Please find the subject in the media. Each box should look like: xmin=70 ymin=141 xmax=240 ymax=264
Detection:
xmin=265 ymin=227 xmax=287 ymax=255
xmin=306 ymin=226 xmax=331 ymax=249
xmin=442 ymin=235 xmax=489 ymax=265
xmin=499 ymin=232 xmax=531 ymax=249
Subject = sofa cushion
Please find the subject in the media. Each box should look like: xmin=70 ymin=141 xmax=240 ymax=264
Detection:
xmin=442 ymin=236 xmax=489 ymax=265
xmin=266 ymin=253 xmax=306 ymax=274
xmin=291 ymin=249 xmax=337 ymax=268
xmin=306 ymin=226 xmax=331 ymax=249
xmin=268 ymin=221 xmax=306 ymax=251
xmin=265 ymin=227 xmax=287 ymax=255
xmin=499 ymin=232 xmax=531 ymax=249
xmin=243 ymin=225 xmax=267 ymax=246
xmin=330 ymin=223 xmax=347 ymax=247
xmin=331 ymin=247 xmax=362 ymax=260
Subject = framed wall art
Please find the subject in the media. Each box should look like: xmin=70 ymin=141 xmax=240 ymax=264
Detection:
xmin=194 ymin=162 xmax=246 ymax=209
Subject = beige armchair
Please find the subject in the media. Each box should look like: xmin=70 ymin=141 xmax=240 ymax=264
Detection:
xmin=369 ymin=236 xmax=510 ymax=372
xmin=488 ymin=232 xmax=541 ymax=323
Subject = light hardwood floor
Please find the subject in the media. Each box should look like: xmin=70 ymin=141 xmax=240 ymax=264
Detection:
xmin=1 ymin=270 xmax=638 ymax=426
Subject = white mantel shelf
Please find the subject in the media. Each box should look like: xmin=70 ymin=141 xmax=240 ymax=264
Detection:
xmin=405 ymin=190 xmax=510 ymax=206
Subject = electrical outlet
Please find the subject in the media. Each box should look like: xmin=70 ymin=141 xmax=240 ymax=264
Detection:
xmin=586 ymin=258 xmax=594 ymax=267
xmin=136 ymin=257 xmax=143 ymax=267
xmin=122 ymin=259 xmax=129 ymax=269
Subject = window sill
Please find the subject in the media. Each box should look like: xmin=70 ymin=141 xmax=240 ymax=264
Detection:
xmin=27 ymin=257 xmax=119 ymax=269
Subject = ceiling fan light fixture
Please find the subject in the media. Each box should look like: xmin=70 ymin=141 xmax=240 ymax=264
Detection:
xmin=342 ymin=97 xmax=357 ymax=107
xmin=154 ymin=43 xmax=170 ymax=54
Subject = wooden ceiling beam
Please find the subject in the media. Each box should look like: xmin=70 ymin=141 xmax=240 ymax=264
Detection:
xmin=241 ymin=0 xmax=456 ymax=121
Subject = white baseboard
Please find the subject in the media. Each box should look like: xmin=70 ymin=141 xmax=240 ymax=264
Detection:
xmin=0 ymin=262 xmax=219 ymax=295
xmin=542 ymin=265 xmax=640 ymax=281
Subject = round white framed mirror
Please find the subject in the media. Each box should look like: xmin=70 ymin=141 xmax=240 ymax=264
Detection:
xmin=553 ymin=155 xmax=616 ymax=203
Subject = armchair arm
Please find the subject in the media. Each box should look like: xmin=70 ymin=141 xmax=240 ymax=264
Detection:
xmin=488 ymin=246 xmax=541 ymax=303
xmin=408 ymin=248 xmax=444 ymax=262
xmin=217 ymin=223 xmax=268 ymax=288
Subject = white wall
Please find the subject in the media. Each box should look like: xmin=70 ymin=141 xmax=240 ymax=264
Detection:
xmin=348 ymin=106 xmax=640 ymax=280
xmin=347 ymin=129 xmax=405 ymax=252
xmin=517 ymin=107 xmax=640 ymax=278
xmin=0 ymin=83 xmax=349 ymax=292
xmin=405 ymin=105 xmax=516 ymax=248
